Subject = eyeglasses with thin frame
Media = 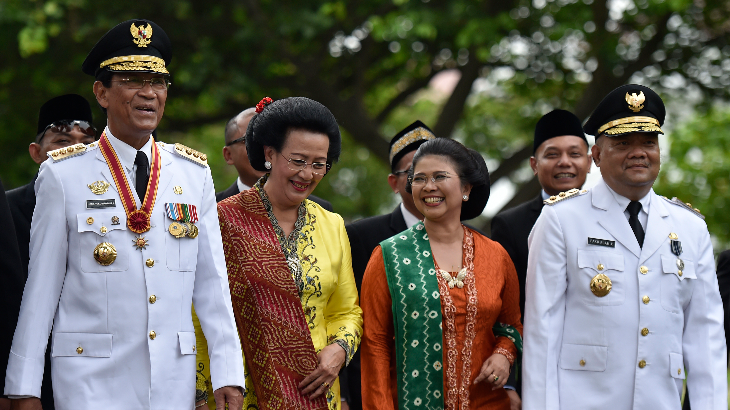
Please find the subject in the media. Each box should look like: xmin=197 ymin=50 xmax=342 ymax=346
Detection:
xmin=392 ymin=169 xmax=409 ymax=177
xmin=409 ymin=172 xmax=455 ymax=187
xmin=40 ymin=120 xmax=96 ymax=142
xmin=280 ymin=153 xmax=331 ymax=176
xmin=225 ymin=135 xmax=246 ymax=147
xmin=112 ymin=76 xmax=171 ymax=91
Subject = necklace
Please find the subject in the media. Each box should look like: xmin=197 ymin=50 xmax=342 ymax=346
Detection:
xmin=433 ymin=226 xmax=478 ymax=410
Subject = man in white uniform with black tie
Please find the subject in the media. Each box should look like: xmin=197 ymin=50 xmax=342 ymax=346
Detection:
xmin=522 ymin=84 xmax=726 ymax=410
xmin=4 ymin=19 xmax=245 ymax=410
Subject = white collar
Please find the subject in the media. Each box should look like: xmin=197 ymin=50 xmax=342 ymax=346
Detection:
xmin=236 ymin=177 xmax=251 ymax=193
xmin=104 ymin=126 xmax=153 ymax=171
xmin=541 ymin=190 xmax=550 ymax=200
xmin=400 ymin=203 xmax=422 ymax=228
xmin=604 ymin=181 xmax=652 ymax=214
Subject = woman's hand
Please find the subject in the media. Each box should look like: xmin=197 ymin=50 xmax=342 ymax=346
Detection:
xmin=473 ymin=353 xmax=510 ymax=390
xmin=298 ymin=343 xmax=347 ymax=398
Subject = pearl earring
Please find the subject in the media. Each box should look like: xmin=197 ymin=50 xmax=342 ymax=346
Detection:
xmin=463 ymin=195 xmax=468 ymax=201
xmin=264 ymin=161 xmax=272 ymax=170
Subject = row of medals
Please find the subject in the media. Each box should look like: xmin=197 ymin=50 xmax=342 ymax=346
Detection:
xmin=93 ymin=219 xmax=199 ymax=266
xmin=169 ymin=221 xmax=199 ymax=239
xmin=589 ymin=233 xmax=683 ymax=297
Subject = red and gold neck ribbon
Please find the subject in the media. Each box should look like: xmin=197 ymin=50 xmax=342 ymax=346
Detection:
xmin=98 ymin=131 xmax=162 ymax=234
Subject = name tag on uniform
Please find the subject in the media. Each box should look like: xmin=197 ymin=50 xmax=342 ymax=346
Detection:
xmin=86 ymin=199 xmax=116 ymax=209
xmin=588 ymin=237 xmax=615 ymax=248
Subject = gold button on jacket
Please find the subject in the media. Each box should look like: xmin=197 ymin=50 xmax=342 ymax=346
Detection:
xmin=641 ymin=328 xmax=649 ymax=336
xmin=76 ymin=347 xmax=83 ymax=354
xmin=638 ymin=360 xmax=647 ymax=368
xmin=639 ymin=266 xmax=649 ymax=274
xmin=642 ymin=296 xmax=650 ymax=304
xmin=149 ymin=295 xmax=157 ymax=304
xmin=149 ymin=330 xmax=156 ymax=340
xmin=146 ymin=258 xmax=155 ymax=267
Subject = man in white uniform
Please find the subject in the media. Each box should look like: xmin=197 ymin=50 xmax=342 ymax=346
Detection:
xmin=4 ymin=19 xmax=245 ymax=410
xmin=522 ymin=84 xmax=727 ymax=409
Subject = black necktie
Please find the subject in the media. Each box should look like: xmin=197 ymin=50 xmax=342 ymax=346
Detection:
xmin=134 ymin=151 xmax=149 ymax=201
xmin=627 ymin=201 xmax=645 ymax=248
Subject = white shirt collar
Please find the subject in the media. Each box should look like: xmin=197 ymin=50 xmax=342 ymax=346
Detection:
xmin=236 ymin=177 xmax=251 ymax=193
xmin=400 ymin=203 xmax=421 ymax=228
xmin=104 ymin=126 xmax=153 ymax=172
xmin=604 ymin=182 xmax=652 ymax=214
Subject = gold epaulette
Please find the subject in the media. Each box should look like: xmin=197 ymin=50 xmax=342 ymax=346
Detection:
xmin=47 ymin=142 xmax=94 ymax=162
xmin=661 ymin=196 xmax=704 ymax=220
xmin=543 ymin=188 xmax=588 ymax=206
xmin=173 ymin=143 xmax=208 ymax=167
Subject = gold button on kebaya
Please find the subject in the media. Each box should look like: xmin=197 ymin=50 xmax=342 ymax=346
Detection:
xmin=76 ymin=346 xmax=83 ymax=354
xmin=639 ymin=266 xmax=648 ymax=274
xmin=641 ymin=328 xmax=649 ymax=336
xmin=146 ymin=258 xmax=155 ymax=267
xmin=597 ymin=264 xmax=605 ymax=271
xmin=642 ymin=296 xmax=650 ymax=304
xmin=638 ymin=360 xmax=646 ymax=368
xmin=86 ymin=217 xmax=94 ymax=225
xmin=579 ymin=359 xmax=586 ymax=367
xmin=149 ymin=295 xmax=157 ymax=304
xmin=149 ymin=331 xmax=156 ymax=340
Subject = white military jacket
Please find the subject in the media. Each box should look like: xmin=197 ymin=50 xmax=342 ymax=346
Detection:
xmin=4 ymin=133 xmax=245 ymax=409
xmin=522 ymin=178 xmax=726 ymax=410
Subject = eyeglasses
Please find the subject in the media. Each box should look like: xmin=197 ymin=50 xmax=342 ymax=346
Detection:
xmin=225 ymin=135 xmax=246 ymax=147
xmin=409 ymin=172 xmax=454 ymax=186
xmin=112 ymin=76 xmax=171 ymax=91
xmin=280 ymin=153 xmax=331 ymax=176
xmin=392 ymin=169 xmax=409 ymax=177
xmin=40 ymin=120 xmax=97 ymax=141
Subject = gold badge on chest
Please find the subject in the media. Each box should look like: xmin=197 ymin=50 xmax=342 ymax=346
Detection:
xmin=590 ymin=273 xmax=612 ymax=297
xmin=93 ymin=242 xmax=117 ymax=266
xmin=88 ymin=181 xmax=111 ymax=195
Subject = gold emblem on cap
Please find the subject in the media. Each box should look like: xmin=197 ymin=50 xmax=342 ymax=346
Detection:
xmin=88 ymin=181 xmax=111 ymax=195
xmin=173 ymin=186 xmax=183 ymax=195
xmin=590 ymin=273 xmax=612 ymax=297
xmin=130 ymin=23 xmax=153 ymax=48
xmin=625 ymin=91 xmax=645 ymax=113
xmin=93 ymin=242 xmax=117 ymax=266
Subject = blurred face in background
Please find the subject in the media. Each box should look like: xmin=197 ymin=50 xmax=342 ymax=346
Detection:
xmin=531 ymin=135 xmax=591 ymax=196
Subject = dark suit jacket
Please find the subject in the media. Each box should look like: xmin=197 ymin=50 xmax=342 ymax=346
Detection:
xmin=0 ymin=179 xmax=34 ymax=403
xmin=490 ymin=195 xmax=544 ymax=322
xmin=343 ymin=205 xmax=408 ymax=410
xmin=489 ymin=194 xmax=544 ymax=397
xmin=215 ymin=181 xmax=333 ymax=211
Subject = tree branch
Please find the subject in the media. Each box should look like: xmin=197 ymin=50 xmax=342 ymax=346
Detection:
xmin=433 ymin=54 xmax=481 ymax=138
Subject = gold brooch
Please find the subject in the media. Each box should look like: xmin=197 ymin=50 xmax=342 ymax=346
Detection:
xmin=625 ymin=91 xmax=645 ymax=113
xmin=130 ymin=23 xmax=153 ymax=48
xmin=590 ymin=273 xmax=612 ymax=297
xmin=93 ymin=242 xmax=117 ymax=266
xmin=133 ymin=236 xmax=149 ymax=250
xmin=88 ymin=181 xmax=111 ymax=195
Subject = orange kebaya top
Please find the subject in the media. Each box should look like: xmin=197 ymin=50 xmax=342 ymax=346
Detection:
xmin=361 ymin=230 xmax=522 ymax=410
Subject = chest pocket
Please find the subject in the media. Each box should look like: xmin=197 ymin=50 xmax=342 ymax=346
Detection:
xmin=660 ymin=254 xmax=696 ymax=314
xmin=577 ymin=250 xmax=625 ymax=306
xmin=164 ymin=212 xmax=200 ymax=272
xmin=77 ymin=212 xmax=129 ymax=273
